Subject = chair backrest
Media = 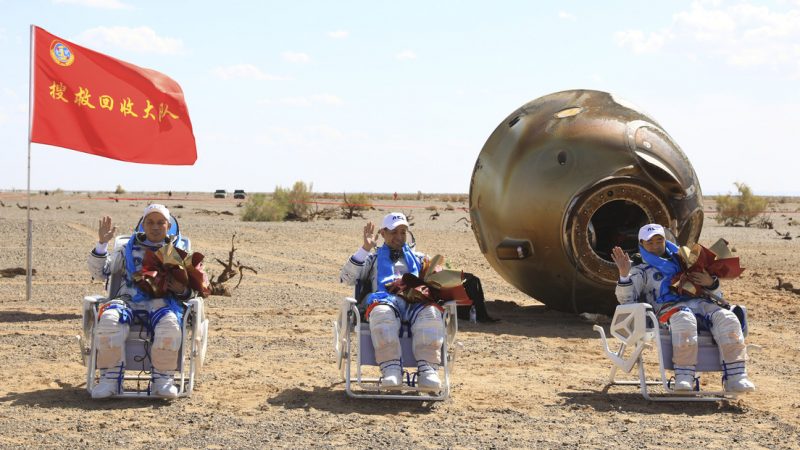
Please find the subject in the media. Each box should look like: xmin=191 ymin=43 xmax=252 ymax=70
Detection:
xmin=609 ymin=303 xmax=652 ymax=345
xmin=354 ymin=279 xmax=369 ymax=303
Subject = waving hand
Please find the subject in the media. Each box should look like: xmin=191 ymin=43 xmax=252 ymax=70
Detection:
xmin=98 ymin=216 xmax=117 ymax=244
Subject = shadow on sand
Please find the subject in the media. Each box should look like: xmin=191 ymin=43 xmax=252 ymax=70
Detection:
xmin=0 ymin=380 xmax=171 ymax=411
xmin=0 ymin=311 xmax=82 ymax=323
xmin=266 ymin=383 xmax=443 ymax=415
xmin=458 ymin=299 xmax=606 ymax=339
xmin=557 ymin=388 xmax=748 ymax=415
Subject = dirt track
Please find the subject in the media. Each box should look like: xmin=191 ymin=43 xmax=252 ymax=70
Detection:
xmin=1 ymin=192 xmax=799 ymax=449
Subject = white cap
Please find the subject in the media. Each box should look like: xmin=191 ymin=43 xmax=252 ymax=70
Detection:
xmin=143 ymin=203 xmax=170 ymax=221
xmin=381 ymin=212 xmax=409 ymax=230
xmin=638 ymin=223 xmax=665 ymax=241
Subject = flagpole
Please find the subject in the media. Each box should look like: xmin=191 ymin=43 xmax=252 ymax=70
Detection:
xmin=26 ymin=25 xmax=35 ymax=301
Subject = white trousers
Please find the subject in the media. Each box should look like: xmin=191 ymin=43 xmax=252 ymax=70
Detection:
xmin=667 ymin=298 xmax=747 ymax=366
xmin=369 ymin=303 xmax=445 ymax=366
xmin=95 ymin=298 xmax=182 ymax=371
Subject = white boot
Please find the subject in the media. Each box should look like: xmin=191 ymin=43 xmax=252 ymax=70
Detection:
xmin=91 ymin=364 xmax=123 ymax=399
xmin=417 ymin=361 xmax=441 ymax=393
xmin=152 ymin=371 xmax=179 ymax=398
xmin=673 ymin=366 xmax=695 ymax=391
xmin=379 ymin=360 xmax=403 ymax=388
xmin=723 ymin=361 xmax=756 ymax=393
xmin=725 ymin=374 xmax=756 ymax=392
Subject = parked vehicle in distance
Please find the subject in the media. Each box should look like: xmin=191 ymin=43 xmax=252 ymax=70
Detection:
xmin=233 ymin=189 xmax=246 ymax=199
xmin=214 ymin=189 xmax=226 ymax=198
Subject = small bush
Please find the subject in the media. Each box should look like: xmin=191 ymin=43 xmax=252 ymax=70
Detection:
xmin=274 ymin=181 xmax=313 ymax=221
xmin=342 ymin=193 xmax=372 ymax=219
xmin=755 ymin=216 xmax=773 ymax=229
xmin=115 ymin=184 xmax=126 ymax=194
xmin=241 ymin=194 xmax=286 ymax=222
xmin=240 ymin=181 xmax=315 ymax=222
xmin=715 ymin=182 xmax=768 ymax=227
xmin=431 ymin=193 xmax=468 ymax=203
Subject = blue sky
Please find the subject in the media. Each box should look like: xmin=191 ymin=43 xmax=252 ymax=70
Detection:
xmin=1 ymin=0 xmax=798 ymax=195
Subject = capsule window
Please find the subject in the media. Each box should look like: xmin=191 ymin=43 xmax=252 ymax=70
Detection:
xmin=588 ymin=200 xmax=648 ymax=262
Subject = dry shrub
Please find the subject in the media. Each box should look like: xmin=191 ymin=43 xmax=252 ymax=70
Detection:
xmin=115 ymin=184 xmax=126 ymax=194
xmin=274 ymin=181 xmax=313 ymax=220
xmin=445 ymin=204 xmax=455 ymax=211
xmin=431 ymin=193 xmax=468 ymax=203
xmin=755 ymin=216 xmax=773 ymax=229
xmin=425 ymin=205 xmax=438 ymax=211
xmin=362 ymin=193 xmax=389 ymax=200
xmin=715 ymin=182 xmax=768 ymax=227
xmin=342 ymin=193 xmax=372 ymax=219
xmin=241 ymin=181 xmax=314 ymax=222
xmin=241 ymin=194 xmax=286 ymax=222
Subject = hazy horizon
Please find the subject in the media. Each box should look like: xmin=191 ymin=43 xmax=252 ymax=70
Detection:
xmin=2 ymin=1 xmax=799 ymax=195
xmin=2 ymin=187 xmax=798 ymax=198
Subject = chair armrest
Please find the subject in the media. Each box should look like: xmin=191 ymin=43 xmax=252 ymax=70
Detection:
xmin=185 ymin=297 xmax=205 ymax=321
xmin=83 ymin=294 xmax=106 ymax=304
xmin=442 ymin=300 xmax=459 ymax=317
xmin=609 ymin=303 xmax=652 ymax=345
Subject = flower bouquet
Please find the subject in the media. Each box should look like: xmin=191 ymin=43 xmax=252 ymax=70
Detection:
xmin=386 ymin=255 xmax=470 ymax=305
xmin=672 ymin=238 xmax=744 ymax=297
xmin=134 ymin=244 xmax=211 ymax=298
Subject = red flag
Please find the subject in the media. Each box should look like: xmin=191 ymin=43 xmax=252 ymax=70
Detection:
xmin=30 ymin=26 xmax=197 ymax=165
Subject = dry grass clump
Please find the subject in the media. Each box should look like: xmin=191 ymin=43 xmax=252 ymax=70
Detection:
xmin=341 ymin=193 xmax=372 ymax=219
xmin=241 ymin=194 xmax=285 ymax=222
xmin=241 ymin=181 xmax=314 ymax=222
xmin=314 ymin=192 xmax=468 ymax=202
xmin=714 ymin=182 xmax=768 ymax=227
xmin=438 ymin=194 xmax=468 ymax=203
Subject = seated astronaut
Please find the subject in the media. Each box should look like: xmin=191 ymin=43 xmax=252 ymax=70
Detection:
xmin=87 ymin=204 xmax=202 ymax=398
xmin=339 ymin=212 xmax=446 ymax=392
xmin=611 ymin=223 xmax=755 ymax=392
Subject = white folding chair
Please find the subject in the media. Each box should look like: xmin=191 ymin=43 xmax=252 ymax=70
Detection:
xmin=78 ymin=233 xmax=209 ymax=398
xmin=593 ymin=302 xmax=757 ymax=401
xmin=333 ymin=297 xmax=460 ymax=401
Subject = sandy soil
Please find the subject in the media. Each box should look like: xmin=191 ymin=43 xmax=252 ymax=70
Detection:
xmin=0 ymin=192 xmax=799 ymax=449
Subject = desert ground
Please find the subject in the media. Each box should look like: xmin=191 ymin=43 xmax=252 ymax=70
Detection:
xmin=0 ymin=191 xmax=799 ymax=449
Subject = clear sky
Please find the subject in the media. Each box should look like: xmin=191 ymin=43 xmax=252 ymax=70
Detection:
xmin=1 ymin=0 xmax=798 ymax=195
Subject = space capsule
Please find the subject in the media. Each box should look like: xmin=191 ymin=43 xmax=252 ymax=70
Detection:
xmin=469 ymin=90 xmax=703 ymax=314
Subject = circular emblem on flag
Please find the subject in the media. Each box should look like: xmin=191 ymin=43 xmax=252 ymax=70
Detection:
xmin=50 ymin=40 xmax=74 ymax=67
